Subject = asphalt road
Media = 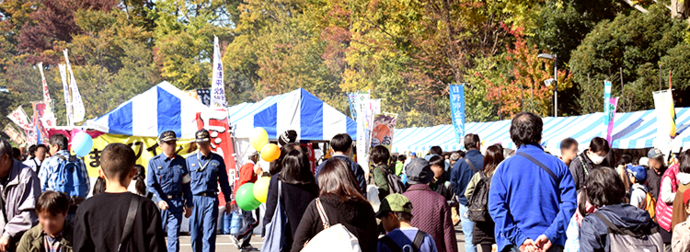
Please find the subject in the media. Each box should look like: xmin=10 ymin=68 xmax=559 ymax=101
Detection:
xmin=178 ymin=225 xmax=468 ymax=252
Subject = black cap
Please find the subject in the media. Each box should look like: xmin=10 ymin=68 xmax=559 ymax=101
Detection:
xmin=159 ymin=131 xmax=177 ymax=142
xmin=405 ymin=158 xmax=433 ymax=185
xmin=195 ymin=129 xmax=211 ymax=143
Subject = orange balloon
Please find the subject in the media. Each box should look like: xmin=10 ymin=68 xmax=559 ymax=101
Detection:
xmin=261 ymin=144 xmax=281 ymax=162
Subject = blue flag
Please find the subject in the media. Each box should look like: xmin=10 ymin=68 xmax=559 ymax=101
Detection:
xmin=449 ymin=85 xmax=466 ymax=144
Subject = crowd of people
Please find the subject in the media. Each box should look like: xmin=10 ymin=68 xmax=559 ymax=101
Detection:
xmin=0 ymin=111 xmax=689 ymax=252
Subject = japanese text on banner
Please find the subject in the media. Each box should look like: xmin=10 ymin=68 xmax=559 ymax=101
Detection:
xmin=449 ymin=85 xmax=466 ymax=144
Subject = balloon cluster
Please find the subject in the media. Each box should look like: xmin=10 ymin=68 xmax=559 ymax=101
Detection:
xmin=236 ymin=128 xmax=281 ymax=211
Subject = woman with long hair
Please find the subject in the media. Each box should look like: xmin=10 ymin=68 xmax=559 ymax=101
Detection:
xmin=579 ymin=167 xmax=662 ymax=251
xmin=269 ymin=143 xmax=303 ymax=175
xmin=291 ymin=158 xmax=378 ymax=252
xmin=263 ymin=149 xmax=319 ymax=251
xmin=464 ymin=144 xmax=504 ymax=252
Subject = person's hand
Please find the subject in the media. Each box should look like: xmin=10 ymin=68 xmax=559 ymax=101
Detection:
xmin=158 ymin=200 xmax=169 ymax=210
xmin=0 ymin=235 xmax=9 ymax=252
xmin=533 ymin=235 xmax=552 ymax=252
xmin=225 ymin=202 xmax=237 ymax=215
xmin=519 ymin=239 xmax=537 ymax=252
xmin=185 ymin=207 xmax=193 ymax=218
xmin=255 ymin=167 xmax=264 ymax=176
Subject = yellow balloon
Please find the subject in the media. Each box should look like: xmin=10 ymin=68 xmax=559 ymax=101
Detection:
xmin=253 ymin=176 xmax=271 ymax=203
xmin=261 ymin=144 xmax=281 ymax=162
xmin=250 ymin=128 xmax=269 ymax=151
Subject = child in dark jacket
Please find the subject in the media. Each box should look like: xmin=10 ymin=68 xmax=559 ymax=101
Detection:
xmin=579 ymin=167 xmax=663 ymax=252
xmin=17 ymin=191 xmax=73 ymax=252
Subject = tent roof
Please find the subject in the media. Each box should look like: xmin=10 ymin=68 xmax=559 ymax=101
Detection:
xmin=228 ymin=88 xmax=356 ymax=140
xmin=85 ymin=81 xmax=209 ymax=138
xmin=392 ymin=107 xmax=690 ymax=152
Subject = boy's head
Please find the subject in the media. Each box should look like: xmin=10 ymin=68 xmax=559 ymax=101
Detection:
xmin=101 ymin=143 xmax=137 ymax=186
xmin=36 ymin=191 xmax=69 ymax=235
xmin=560 ymin=138 xmax=579 ymax=161
xmin=626 ymin=165 xmax=647 ymax=184
xmin=376 ymin=194 xmax=413 ymax=232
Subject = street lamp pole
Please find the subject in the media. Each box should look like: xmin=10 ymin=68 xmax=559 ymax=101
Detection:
xmin=538 ymin=53 xmax=557 ymax=117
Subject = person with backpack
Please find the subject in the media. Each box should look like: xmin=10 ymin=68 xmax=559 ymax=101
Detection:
xmin=464 ymin=144 xmax=504 ymax=252
xmin=370 ymin=145 xmax=393 ymax=201
xmin=489 ymin=112 xmax=577 ymax=252
xmin=672 ymin=150 xmax=690 ymax=232
xmin=627 ymin=165 xmax=656 ymax=220
xmin=579 ymin=167 xmax=663 ymax=252
xmin=74 ymin=143 xmax=166 ymax=251
xmin=450 ymin=133 xmax=483 ymax=252
xmin=39 ymin=134 xmax=90 ymax=224
xmin=672 ymin=189 xmax=690 ymax=252
xmin=569 ymin=137 xmax=610 ymax=192
xmin=377 ymin=194 xmax=438 ymax=252
xmin=403 ymin=158 xmax=458 ymax=252
xmin=291 ymin=158 xmax=378 ymax=252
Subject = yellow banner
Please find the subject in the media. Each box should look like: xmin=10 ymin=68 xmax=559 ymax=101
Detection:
xmin=84 ymin=134 xmax=196 ymax=178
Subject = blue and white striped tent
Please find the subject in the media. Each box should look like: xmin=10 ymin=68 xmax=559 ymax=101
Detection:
xmin=85 ymin=81 xmax=209 ymax=139
xmin=392 ymin=108 xmax=690 ymax=153
xmin=228 ymin=88 xmax=357 ymax=141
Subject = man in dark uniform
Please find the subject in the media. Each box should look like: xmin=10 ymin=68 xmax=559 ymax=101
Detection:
xmin=186 ymin=130 xmax=233 ymax=252
xmin=146 ymin=131 xmax=194 ymax=252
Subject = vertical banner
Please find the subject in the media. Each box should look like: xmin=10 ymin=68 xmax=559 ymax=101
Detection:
xmin=371 ymin=113 xmax=397 ymax=150
xmin=347 ymin=93 xmax=358 ymax=119
xmin=58 ymin=64 xmax=72 ymax=126
xmin=356 ymin=91 xmax=370 ymax=170
xmin=210 ymin=36 xmax=227 ymax=108
xmin=3 ymin=124 xmax=26 ymax=146
xmin=63 ymin=49 xmax=85 ymax=123
xmin=602 ymin=80 xmax=612 ymax=137
xmin=653 ymin=90 xmax=676 ymax=154
xmin=197 ymin=88 xmax=211 ymax=106
xmin=605 ymin=97 xmax=618 ymax=145
xmin=37 ymin=62 xmax=56 ymax=127
xmin=366 ymin=99 xmax=381 ymax=149
xmin=31 ymin=102 xmax=51 ymax=144
xmin=7 ymin=106 xmax=33 ymax=131
xmin=449 ymin=85 xmax=466 ymax=144
xmin=195 ymin=109 xmax=236 ymax=206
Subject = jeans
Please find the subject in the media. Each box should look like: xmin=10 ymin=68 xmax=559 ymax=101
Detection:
xmin=189 ymin=195 xmax=219 ymax=252
xmin=459 ymin=204 xmax=477 ymax=252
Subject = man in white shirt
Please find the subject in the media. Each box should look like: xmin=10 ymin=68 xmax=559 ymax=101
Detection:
xmin=23 ymin=144 xmax=47 ymax=174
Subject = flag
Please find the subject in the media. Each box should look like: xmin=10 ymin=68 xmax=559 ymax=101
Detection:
xmin=653 ymin=89 xmax=676 ymax=154
xmin=605 ymin=97 xmax=618 ymax=145
xmin=3 ymin=124 xmax=26 ymax=147
xmin=32 ymin=101 xmax=51 ymax=143
xmin=37 ymin=62 xmax=56 ymax=127
xmin=63 ymin=49 xmax=85 ymax=123
xmin=355 ymin=91 xmax=370 ymax=169
xmin=210 ymin=36 xmax=227 ymax=108
xmin=371 ymin=113 xmax=397 ymax=150
xmin=602 ymin=80 xmax=612 ymax=138
xmin=449 ymin=84 xmax=466 ymax=144
xmin=7 ymin=106 xmax=37 ymax=145
xmin=58 ymin=64 xmax=72 ymax=125
xmin=347 ymin=93 xmax=358 ymax=119
xmin=366 ymin=99 xmax=381 ymax=148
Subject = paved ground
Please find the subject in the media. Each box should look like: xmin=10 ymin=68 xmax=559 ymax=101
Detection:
xmin=178 ymin=225 xmax=468 ymax=252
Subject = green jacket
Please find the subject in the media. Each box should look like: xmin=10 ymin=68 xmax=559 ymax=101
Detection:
xmin=371 ymin=164 xmax=391 ymax=200
xmin=16 ymin=222 xmax=73 ymax=252
xmin=394 ymin=161 xmax=404 ymax=176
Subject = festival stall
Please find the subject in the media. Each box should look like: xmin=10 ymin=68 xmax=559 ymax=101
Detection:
xmin=392 ymin=107 xmax=690 ymax=153
xmin=227 ymin=88 xmax=357 ymax=162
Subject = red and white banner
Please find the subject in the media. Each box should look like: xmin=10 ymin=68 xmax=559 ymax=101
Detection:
xmin=301 ymin=142 xmax=316 ymax=174
xmin=195 ymin=109 xmax=236 ymax=206
xmin=3 ymin=124 xmax=26 ymax=147
xmin=32 ymin=101 xmax=51 ymax=143
xmin=8 ymin=106 xmax=32 ymax=131
xmin=37 ymin=62 xmax=56 ymax=128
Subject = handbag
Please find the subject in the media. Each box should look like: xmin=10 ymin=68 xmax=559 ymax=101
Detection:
xmin=261 ymin=181 xmax=288 ymax=252
xmin=301 ymin=199 xmax=361 ymax=252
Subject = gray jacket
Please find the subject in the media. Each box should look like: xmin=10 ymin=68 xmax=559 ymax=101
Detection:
xmin=0 ymin=160 xmax=40 ymax=241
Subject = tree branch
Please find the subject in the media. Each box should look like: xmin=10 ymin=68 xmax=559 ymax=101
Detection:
xmin=621 ymin=0 xmax=649 ymax=13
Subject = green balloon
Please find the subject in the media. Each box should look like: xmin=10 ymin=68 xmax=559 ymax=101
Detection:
xmin=237 ymin=183 xmax=261 ymax=211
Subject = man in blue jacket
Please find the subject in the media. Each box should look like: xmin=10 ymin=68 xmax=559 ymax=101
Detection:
xmin=314 ymin=133 xmax=366 ymax=197
xmin=488 ymin=112 xmax=577 ymax=252
xmin=450 ymin=133 xmax=483 ymax=252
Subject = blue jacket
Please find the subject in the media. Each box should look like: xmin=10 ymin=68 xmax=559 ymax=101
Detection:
xmin=580 ymin=204 xmax=660 ymax=252
xmin=488 ymin=144 xmax=577 ymax=251
xmin=450 ymin=149 xmax=483 ymax=205
xmin=314 ymin=155 xmax=367 ymax=197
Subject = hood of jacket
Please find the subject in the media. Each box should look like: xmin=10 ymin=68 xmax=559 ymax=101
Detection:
xmin=597 ymin=204 xmax=656 ymax=235
xmin=678 ymin=172 xmax=690 ymax=185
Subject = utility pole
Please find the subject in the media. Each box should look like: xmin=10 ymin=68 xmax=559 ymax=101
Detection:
xmin=620 ymin=67 xmax=625 ymax=112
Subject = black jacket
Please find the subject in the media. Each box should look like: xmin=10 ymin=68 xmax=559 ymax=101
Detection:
xmin=569 ymin=152 xmax=604 ymax=191
xmin=263 ymin=176 xmax=319 ymax=251
xmin=291 ymin=194 xmax=378 ymax=252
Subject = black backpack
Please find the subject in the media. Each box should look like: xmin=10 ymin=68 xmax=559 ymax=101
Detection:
xmin=379 ymin=166 xmax=406 ymax=194
xmin=467 ymin=170 xmax=491 ymax=222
